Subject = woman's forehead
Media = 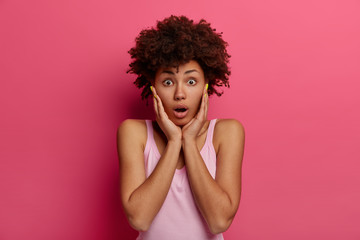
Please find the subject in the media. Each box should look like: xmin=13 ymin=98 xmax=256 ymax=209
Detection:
xmin=157 ymin=60 xmax=203 ymax=75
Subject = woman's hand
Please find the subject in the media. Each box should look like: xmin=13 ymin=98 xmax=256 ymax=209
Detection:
xmin=151 ymin=86 xmax=182 ymax=142
xmin=182 ymin=84 xmax=209 ymax=142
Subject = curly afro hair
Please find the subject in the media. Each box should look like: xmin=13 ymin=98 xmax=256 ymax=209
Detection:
xmin=127 ymin=15 xmax=231 ymax=100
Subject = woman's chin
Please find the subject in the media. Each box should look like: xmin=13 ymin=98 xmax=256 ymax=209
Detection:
xmin=171 ymin=116 xmax=192 ymax=127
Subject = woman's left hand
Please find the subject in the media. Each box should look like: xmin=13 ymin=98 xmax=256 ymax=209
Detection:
xmin=182 ymin=84 xmax=208 ymax=141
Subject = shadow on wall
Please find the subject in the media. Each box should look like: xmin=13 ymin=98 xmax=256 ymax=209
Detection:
xmin=116 ymin=191 xmax=138 ymax=239
xmin=127 ymin=95 xmax=155 ymax=120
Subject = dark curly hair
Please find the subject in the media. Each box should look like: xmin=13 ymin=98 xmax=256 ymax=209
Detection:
xmin=127 ymin=15 xmax=231 ymax=100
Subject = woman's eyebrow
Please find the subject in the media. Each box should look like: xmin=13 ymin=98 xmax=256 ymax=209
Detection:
xmin=161 ymin=70 xmax=175 ymax=75
xmin=184 ymin=69 xmax=198 ymax=74
xmin=161 ymin=69 xmax=199 ymax=75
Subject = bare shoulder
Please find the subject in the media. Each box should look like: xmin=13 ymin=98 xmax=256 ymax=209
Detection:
xmin=117 ymin=120 xmax=148 ymax=206
xmin=118 ymin=119 xmax=147 ymax=132
xmin=213 ymin=119 xmax=245 ymax=151
xmin=117 ymin=119 xmax=147 ymax=150
xmin=214 ymin=119 xmax=245 ymax=139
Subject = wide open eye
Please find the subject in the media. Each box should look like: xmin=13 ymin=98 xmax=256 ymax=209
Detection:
xmin=163 ymin=79 xmax=173 ymax=86
xmin=187 ymin=79 xmax=197 ymax=85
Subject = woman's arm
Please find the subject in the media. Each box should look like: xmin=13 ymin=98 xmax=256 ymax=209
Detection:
xmin=118 ymin=120 xmax=181 ymax=232
xmin=183 ymin=119 xmax=245 ymax=234
xmin=118 ymin=89 xmax=183 ymax=231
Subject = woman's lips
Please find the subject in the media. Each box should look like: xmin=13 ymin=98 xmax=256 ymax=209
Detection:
xmin=173 ymin=105 xmax=189 ymax=119
xmin=173 ymin=109 xmax=188 ymax=119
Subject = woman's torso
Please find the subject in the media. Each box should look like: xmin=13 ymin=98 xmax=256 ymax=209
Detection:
xmin=137 ymin=119 xmax=223 ymax=240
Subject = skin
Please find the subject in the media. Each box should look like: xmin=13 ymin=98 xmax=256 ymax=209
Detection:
xmin=117 ymin=60 xmax=245 ymax=234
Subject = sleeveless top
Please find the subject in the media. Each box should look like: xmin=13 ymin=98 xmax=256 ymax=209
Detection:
xmin=136 ymin=119 xmax=224 ymax=240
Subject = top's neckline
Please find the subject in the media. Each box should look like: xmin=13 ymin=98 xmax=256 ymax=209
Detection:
xmin=150 ymin=119 xmax=215 ymax=173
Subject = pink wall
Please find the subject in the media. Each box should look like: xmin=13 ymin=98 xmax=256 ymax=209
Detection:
xmin=1 ymin=0 xmax=359 ymax=239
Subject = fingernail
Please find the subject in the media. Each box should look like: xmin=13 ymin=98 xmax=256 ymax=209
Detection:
xmin=206 ymin=84 xmax=208 ymax=91
xmin=150 ymin=86 xmax=157 ymax=98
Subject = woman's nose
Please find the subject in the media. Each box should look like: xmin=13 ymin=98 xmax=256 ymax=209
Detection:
xmin=174 ymin=85 xmax=185 ymax=100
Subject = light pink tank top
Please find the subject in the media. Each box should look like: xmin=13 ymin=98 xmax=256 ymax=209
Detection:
xmin=137 ymin=119 xmax=224 ymax=240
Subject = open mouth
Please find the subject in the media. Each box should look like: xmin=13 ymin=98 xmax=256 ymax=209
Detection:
xmin=175 ymin=108 xmax=187 ymax=112
xmin=173 ymin=106 xmax=189 ymax=119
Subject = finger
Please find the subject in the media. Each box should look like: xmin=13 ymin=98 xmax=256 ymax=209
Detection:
xmin=204 ymin=84 xmax=209 ymax=118
xmin=153 ymin=94 xmax=159 ymax=117
xmin=197 ymin=85 xmax=207 ymax=120
xmin=204 ymin=88 xmax=209 ymax=119
xmin=151 ymin=86 xmax=157 ymax=98
xmin=183 ymin=117 xmax=195 ymax=129
xmin=203 ymin=83 xmax=208 ymax=98
xmin=151 ymin=86 xmax=160 ymax=117
xmin=155 ymin=92 xmax=166 ymax=118
xmin=152 ymin=87 xmax=169 ymax=120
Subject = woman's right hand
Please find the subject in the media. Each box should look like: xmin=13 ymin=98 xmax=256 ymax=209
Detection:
xmin=151 ymin=86 xmax=182 ymax=142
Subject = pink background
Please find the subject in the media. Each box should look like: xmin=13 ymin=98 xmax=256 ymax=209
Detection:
xmin=1 ymin=0 xmax=359 ymax=239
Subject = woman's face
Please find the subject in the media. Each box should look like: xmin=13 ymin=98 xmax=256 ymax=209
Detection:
xmin=154 ymin=60 xmax=206 ymax=126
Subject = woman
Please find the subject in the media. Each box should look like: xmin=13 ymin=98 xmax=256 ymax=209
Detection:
xmin=117 ymin=15 xmax=245 ymax=240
